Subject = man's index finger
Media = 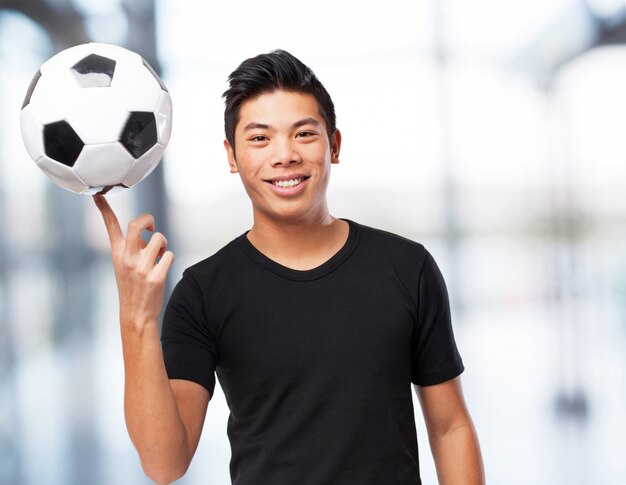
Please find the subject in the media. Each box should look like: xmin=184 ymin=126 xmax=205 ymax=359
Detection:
xmin=93 ymin=194 xmax=124 ymax=247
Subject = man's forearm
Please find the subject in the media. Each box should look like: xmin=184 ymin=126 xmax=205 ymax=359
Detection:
xmin=429 ymin=420 xmax=485 ymax=485
xmin=122 ymin=321 xmax=189 ymax=484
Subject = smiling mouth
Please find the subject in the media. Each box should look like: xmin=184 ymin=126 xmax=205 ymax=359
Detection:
xmin=269 ymin=176 xmax=309 ymax=188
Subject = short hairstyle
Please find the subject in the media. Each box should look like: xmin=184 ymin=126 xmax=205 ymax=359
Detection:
xmin=222 ymin=49 xmax=336 ymax=153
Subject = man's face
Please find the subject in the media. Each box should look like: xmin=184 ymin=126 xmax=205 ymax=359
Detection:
xmin=224 ymin=90 xmax=341 ymax=224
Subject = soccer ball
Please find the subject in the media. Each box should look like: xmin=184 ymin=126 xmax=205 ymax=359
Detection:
xmin=20 ymin=42 xmax=172 ymax=195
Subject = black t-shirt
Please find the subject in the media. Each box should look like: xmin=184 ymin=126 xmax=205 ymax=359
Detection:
xmin=161 ymin=219 xmax=464 ymax=485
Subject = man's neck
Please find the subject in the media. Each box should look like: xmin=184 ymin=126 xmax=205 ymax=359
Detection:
xmin=247 ymin=209 xmax=349 ymax=271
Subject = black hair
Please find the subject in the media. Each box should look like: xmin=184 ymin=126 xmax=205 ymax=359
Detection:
xmin=222 ymin=49 xmax=336 ymax=153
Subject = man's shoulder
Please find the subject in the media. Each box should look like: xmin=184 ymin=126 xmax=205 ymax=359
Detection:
xmin=352 ymin=220 xmax=426 ymax=257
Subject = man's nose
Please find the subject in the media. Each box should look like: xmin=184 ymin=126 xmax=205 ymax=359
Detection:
xmin=270 ymin=137 xmax=302 ymax=167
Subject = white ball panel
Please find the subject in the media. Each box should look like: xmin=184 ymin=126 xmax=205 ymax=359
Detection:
xmin=110 ymin=60 xmax=162 ymax=112
xmin=73 ymin=142 xmax=134 ymax=186
xmin=155 ymin=90 xmax=172 ymax=118
xmin=66 ymin=89 xmax=127 ymax=143
xmin=154 ymin=90 xmax=173 ymax=146
xmin=27 ymin=67 xmax=80 ymax=125
xmin=155 ymin=113 xmax=171 ymax=148
xmin=20 ymin=105 xmax=45 ymax=161
xmin=123 ymin=143 xmax=164 ymax=187
xmin=36 ymin=155 xmax=89 ymax=194
xmin=34 ymin=43 xmax=144 ymax=127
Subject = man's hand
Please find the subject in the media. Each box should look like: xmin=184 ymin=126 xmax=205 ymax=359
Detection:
xmin=93 ymin=194 xmax=174 ymax=331
xmin=93 ymin=194 xmax=195 ymax=483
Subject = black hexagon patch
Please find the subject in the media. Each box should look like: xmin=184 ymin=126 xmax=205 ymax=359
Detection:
xmin=43 ymin=120 xmax=84 ymax=166
xmin=120 ymin=112 xmax=157 ymax=159
xmin=71 ymin=54 xmax=116 ymax=88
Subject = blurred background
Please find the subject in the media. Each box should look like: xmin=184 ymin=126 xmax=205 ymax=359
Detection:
xmin=1 ymin=0 xmax=626 ymax=483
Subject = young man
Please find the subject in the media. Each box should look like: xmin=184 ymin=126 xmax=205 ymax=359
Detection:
xmin=94 ymin=50 xmax=484 ymax=485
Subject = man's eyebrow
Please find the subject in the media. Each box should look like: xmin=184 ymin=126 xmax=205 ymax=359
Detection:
xmin=242 ymin=118 xmax=322 ymax=132
xmin=243 ymin=122 xmax=271 ymax=132
xmin=291 ymin=117 xmax=321 ymax=129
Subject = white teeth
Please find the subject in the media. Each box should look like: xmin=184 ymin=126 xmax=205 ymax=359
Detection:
xmin=273 ymin=178 xmax=303 ymax=188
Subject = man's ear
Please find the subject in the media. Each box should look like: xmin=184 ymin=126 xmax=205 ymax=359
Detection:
xmin=330 ymin=129 xmax=342 ymax=164
xmin=224 ymin=139 xmax=238 ymax=173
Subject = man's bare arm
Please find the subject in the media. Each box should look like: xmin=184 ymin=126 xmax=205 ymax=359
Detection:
xmin=415 ymin=377 xmax=485 ymax=485
xmin=94 ymin=194 xmax=209 ymax=484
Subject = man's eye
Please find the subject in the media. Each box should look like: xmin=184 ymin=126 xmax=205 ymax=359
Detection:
xmin=251 ymin=135 xmax=267 ymax=142
xmin=296 ymin=131 xmax=314 ymax=138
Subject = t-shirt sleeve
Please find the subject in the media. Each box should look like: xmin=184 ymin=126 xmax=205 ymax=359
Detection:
xmin=160 ymin=270 xmax=217 ymax=396
xmin=411 ymin=248 xmax=464 ymax=386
